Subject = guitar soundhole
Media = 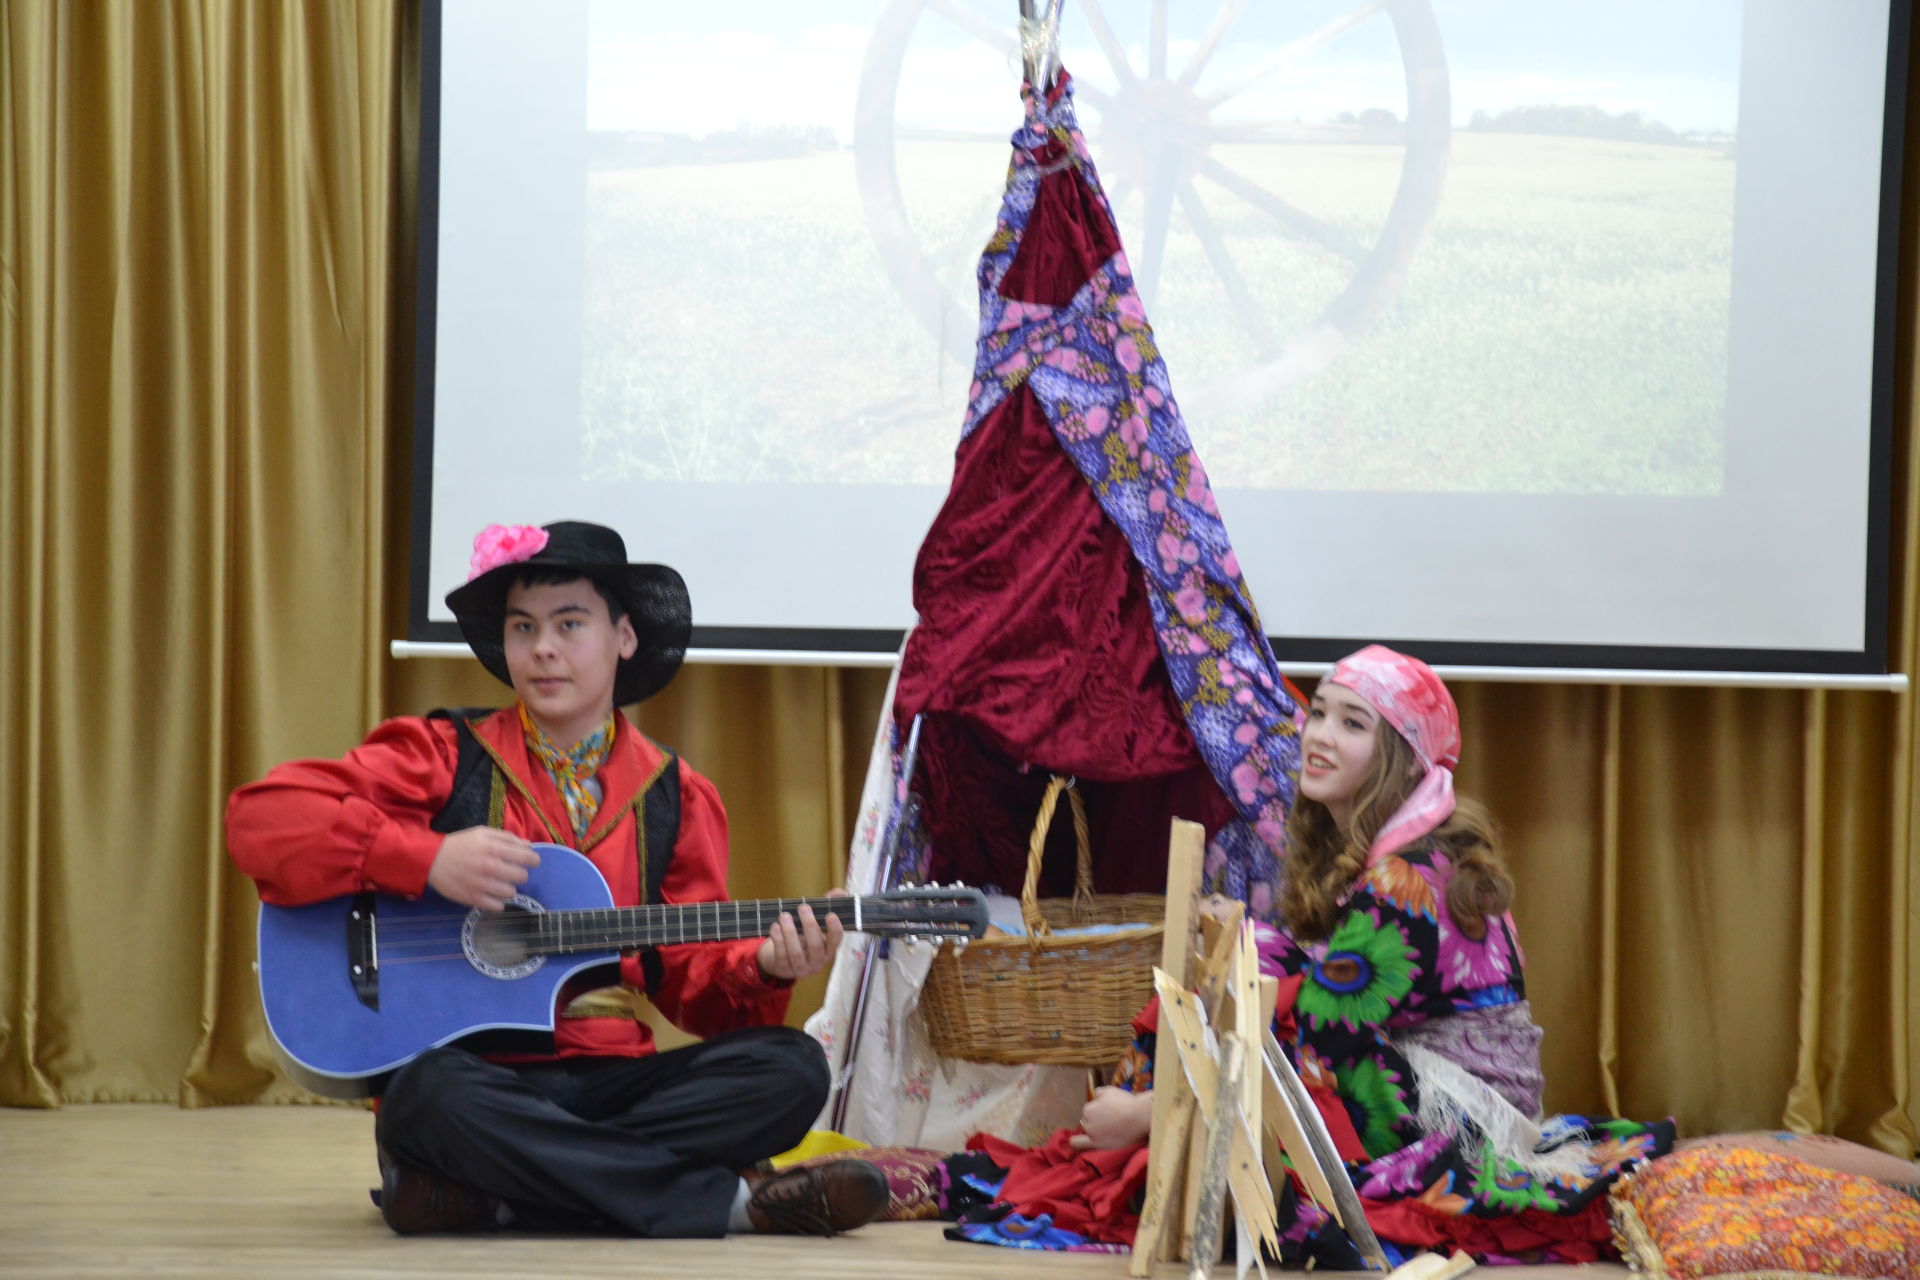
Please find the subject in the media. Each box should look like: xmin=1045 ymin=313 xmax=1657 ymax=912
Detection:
xmin=460 ymin=896 xmax=548 ymax=980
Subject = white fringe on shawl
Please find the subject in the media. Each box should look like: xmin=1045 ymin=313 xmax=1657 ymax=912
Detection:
xmin=1398 ymin=1040 xmax=1599 ymax=1184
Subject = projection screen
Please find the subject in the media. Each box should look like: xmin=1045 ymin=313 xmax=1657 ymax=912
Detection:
xmin=408 ymin=0 xmax=1907 ymax=676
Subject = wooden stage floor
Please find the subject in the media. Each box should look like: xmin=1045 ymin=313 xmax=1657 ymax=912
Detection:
xmin=0 ymin=1105 xmax=1628 ymax=1279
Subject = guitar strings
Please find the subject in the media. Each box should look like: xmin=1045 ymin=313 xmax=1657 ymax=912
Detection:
xmin=361 ymin=899 xmax=961 ymax=940
xmin=360 ymin=897 xmax=877 ymax=929
xmin=336 ymin=896 xmax=976 ymax=968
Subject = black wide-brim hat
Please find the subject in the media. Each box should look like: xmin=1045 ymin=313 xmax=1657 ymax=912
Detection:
xmin=444 ymin=520 xmax=691 ymax=706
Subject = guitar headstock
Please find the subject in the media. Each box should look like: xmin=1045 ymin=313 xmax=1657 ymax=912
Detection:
xmin=863 ymin=885 xmax=989 ymax=940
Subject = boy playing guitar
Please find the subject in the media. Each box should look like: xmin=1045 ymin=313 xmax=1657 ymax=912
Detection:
xmin=228 ymin=521 xmax=890 ymax=1239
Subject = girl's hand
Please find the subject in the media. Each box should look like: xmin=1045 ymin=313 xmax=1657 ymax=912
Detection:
xmin=1069 ymin=1085 xmax=1154 ymax=1150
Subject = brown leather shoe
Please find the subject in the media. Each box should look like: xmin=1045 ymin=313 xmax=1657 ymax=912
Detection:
xmin=373 ymin=1150 xmax=501 ymax=1235
xmin=744 ymin=1159 xmax=889 ymax=1236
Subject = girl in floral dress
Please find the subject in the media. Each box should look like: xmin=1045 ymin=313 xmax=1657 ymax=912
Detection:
xmin=952 ymin=646 xmax=1670 ymax=1263
xmin=1260 ymin=644 xmax=1671 ymax=1265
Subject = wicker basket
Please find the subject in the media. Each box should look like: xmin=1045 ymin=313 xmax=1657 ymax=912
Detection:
xmin=919 ymin=775 xmax=1164 ymax=1066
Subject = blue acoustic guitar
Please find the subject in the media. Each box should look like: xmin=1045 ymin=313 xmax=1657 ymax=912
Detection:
xmin=256 ymin=842 xmax=988 ymax=1099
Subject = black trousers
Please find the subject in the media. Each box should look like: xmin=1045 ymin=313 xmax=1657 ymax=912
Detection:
xmin=375 ymin=1025 xmax=830 ymax=1237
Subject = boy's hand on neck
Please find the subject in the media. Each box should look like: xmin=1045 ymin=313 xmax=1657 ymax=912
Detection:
xmin=756 ymin=898 xmax=846 ymax=984
xmin=428 ymin=827 xmax=543 ymax=912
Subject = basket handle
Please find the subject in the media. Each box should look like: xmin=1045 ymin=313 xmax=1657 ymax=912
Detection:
xmin=1020 ymin=775 xmax=1094 ymax=938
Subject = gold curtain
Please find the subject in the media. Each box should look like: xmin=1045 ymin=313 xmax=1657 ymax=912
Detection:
xmin=1 ymin=1 xmax=1915 ymax=1157
xmin=2 ymin=0 xmax=405 ymax=1105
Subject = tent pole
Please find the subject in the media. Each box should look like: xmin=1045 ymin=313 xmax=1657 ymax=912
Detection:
xmin=1040 ymin=0 xmax=1065 ymax=91
xmin=826 ymin=713 xmax=926 ymax=1133
xmin=1018 ymin=0 xmax=1039 ymax=87
xmin=1019 ymin=0 xmax=1067 ymax=92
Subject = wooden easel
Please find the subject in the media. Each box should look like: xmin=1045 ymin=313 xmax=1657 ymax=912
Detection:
xmin=1129 ymin=821 xmax=1276 ymax=1279
xmin=1129 ymin=819 xmax=1472 ymax=1279
xmin=1127 ymin=820 xmax=1203 ymax=1277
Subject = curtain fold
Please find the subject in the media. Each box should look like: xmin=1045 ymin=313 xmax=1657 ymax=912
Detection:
xmin=1 ymin=0 xmax=406 ymax=1106
xmin=0 ymin=0 xmax=1915 ymax=1158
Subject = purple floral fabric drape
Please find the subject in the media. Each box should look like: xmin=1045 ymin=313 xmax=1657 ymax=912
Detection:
xmin=949 ymin=73 xmax=1302 ymax=914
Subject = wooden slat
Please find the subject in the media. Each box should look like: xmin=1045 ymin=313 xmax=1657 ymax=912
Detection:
xmin=1258 ymin=1036 xmax=1346 ymax=1226
xmin=1230 ymin=932 xmax=1273 ymax=1280
xmin=1129 ymin=819 xmax=1207 ymax=1276
xmin=1185 ymin=1032 xmax=1244 ymax=1280
xmin=1151 ymin=977 xmax=1279 ymax=1256
xmin=1179 ymin=1072 xmax=1211 ymax=1260
xmin=1158 ymin=821 xmax=1205 ymax=984
xmin=1128 ymin=1087 xmax=1196 ymax=1275
xmin=1180 ymin=904 xmax=1240 ymax=1262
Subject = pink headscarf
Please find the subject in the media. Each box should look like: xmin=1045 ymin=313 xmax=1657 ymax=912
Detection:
xmin=1324 ymin=644 xmax=1460 ymax=869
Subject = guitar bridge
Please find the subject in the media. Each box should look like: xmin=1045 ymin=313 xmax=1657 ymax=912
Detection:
xmin=347 ymin=893 xmax=379 ymax=1011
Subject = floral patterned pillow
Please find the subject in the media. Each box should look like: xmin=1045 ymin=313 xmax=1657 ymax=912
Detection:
xmin=1674 ymin=1131 xmax=1920 ymax=1191
xmin=1611 ymin=1146 xmax=1920 ymax=1278
xmin=782 ymin=1146 xmax=950 ymax=1222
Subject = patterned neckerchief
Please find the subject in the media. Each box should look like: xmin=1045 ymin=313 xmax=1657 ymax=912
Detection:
xmin=519 ymin=703 xmax=616 ymax=844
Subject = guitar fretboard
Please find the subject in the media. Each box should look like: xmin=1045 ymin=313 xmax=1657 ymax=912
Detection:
xmin=528 ymin=896 xmax=869 ymax=954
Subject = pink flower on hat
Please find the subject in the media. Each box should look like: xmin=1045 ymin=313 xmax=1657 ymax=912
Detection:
xmin=468 ymin=523 xmax=549 ymax=580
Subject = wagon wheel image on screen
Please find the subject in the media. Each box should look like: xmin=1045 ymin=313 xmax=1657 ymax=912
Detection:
xmin=855 ymin=0 xmax=1452 ymax=416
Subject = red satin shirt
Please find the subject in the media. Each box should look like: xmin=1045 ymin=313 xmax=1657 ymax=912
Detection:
xmin=226 ymin=707 xmax=791 ymax=1058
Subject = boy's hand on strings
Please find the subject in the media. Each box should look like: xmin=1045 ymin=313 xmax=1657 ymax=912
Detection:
xmin=428 ymin=827 xmax=542 ymax=911
xmin=1070 ymin=1085 xmax=1154 ymax=1150
xmin=757 ymin=894 xmax=847 ymax=983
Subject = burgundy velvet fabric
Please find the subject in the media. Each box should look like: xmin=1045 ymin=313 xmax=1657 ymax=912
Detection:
xmin=897 ymin=381 xmax=1193 ymax=781
xmin=995 ymin=139 xmax=1121 ymax=307
xmin=915 ymin=713 xmax=1231 ymax=897
xmin=894 ymin=137 xmax=1225 ymax=895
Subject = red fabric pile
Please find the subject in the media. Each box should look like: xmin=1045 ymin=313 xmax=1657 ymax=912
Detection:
xmin=967 ymin=1129 xmax=1152 ymax=1246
